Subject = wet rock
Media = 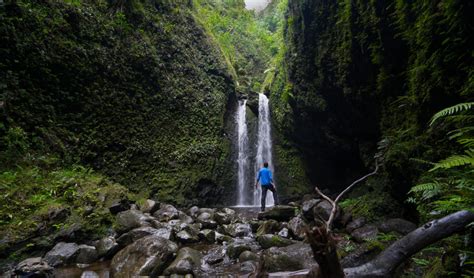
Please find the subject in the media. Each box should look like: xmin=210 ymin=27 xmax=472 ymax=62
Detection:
xmin=54 ymin=223 xmax=84 ymax=242
xmin=111 ymin=235 xmax=178 ymax=277
xmin=240 ymin=260 xmax=257 ymax=273
xmin=346 ymin=217 xmax=366 ymax=233
xmin=154 ymin=204 xmax=180 ymax=222
xmin=199 ymin=229 xmax=216 ymax=243
xmin=249 ymin=220 xmax=260 ymax=233
xmin=215 ymin=208 xmax=236 ymax=225
xmin=278 ymin=228 xmax=289 ymax=238
xmin=288 ymin=216 xmax=307 ymax=240
xmin=378 ymin=218 xmax=417 ymax=235
xmin=96 ymin=236 xmax=120 ymax=259
xmin=257 ymin=234 xmax=295 ymax=249
xmin=301 ymin=199 xmax=319 ymax=219
xmin=140 ymin=199 xmax=160 ymax=214
xmin=351 ymin=225 xmax=379 ymax=242
xmin=196 ymin=212 xmax=217 ymax=229
xmin=117 ymin=227 xmax=172 ymax=246
xmin=44 ymin=242 xmax=79 ymax=267
xmin=340 ymin=242 xmax=380 ymax=268
xmin=14 ymin=257 xmax=53 ymax=277
xmin=256 ymin=219 xmax=280 ymax=236
xmin=47 ymin=207 xmax=70 ymax=222
xmin=116 ymin=209 xmax=151 ymax=233
xmin=163 ymin=247 xmax=202 ymax=275
xmin=223 ymin=223 xmax=252 ymax=238
xmin=258 ymin=206 xmax=296 ymax=222
xmin=198 ymin=208 xmax=216 ymax=215
xmin=215 ymin=231 xmax=233 ymax=244
xmin=239 ymin=250 xmax=258 ymax=262
xmin=226 ymin=243 xmax=251 ymax=259
xmin=178 ymin=212 xmax=194 ymax=224
xmin=313 ymin=200 xmax=341 ymax=222
xmin=176 ymin=229 xmax=199 ymax=244
xmin=109 ymin=200 xmax=131 ymax=215
xmin=76 ymin=245 xmax=98 ymax=264
xmin=188 ymin=206 xmax=200 ymax=218
xmin=203 ymin=246 xmax=225 ymax=265
xmin=263 ymin=243 xmax=318 ymax=272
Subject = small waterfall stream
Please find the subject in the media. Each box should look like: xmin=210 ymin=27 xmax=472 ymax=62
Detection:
xmin=253 ymin=94 xmax=274 ymax=207
xmin=235 ymin=94 xmax=275 ymax=207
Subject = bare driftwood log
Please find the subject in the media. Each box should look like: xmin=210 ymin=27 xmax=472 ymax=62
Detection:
xmin=344 ymin=209 xmax=474 ymax=277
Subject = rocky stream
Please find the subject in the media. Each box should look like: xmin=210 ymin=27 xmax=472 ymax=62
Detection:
xmin=5 ymin=196 xmax=418 ymax=277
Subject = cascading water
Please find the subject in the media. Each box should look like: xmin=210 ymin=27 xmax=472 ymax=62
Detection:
xmin=236 ymin=99 xmax=249 ymax=206
xmin=254 ymin=94 xmax=274 ymax=207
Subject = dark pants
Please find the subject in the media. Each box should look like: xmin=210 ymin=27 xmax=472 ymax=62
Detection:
xmin=261 ymin=184 xmax=279 ymax=211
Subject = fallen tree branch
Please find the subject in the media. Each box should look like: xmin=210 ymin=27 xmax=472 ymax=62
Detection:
xmin=344 ymin=209 xmax=474 ymax=277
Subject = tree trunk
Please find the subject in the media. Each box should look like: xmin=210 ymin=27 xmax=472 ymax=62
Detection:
xmin=344 ymin=210 xmax=474 ymax=277
xmin=306 ymin=226 xmax=345 ymax=278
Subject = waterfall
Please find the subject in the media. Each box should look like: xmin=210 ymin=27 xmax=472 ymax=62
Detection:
xmin=254 ymin=94 xmax=274 ymax=207
xmin=236 ymin=99 xmax=249 ymax=206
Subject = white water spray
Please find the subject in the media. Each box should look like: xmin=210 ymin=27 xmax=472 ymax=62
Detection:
xmin=236 ymin=99 xmax=249 ymax=206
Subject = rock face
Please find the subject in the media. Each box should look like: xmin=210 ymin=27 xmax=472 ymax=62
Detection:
xmin=111 ymin=235 xmax=178 ymax=277
xmin=378 ymin=218 xmax=417 ymax=235
xmin=258 ymin=206 xmax=296 ymax=221
xmin=44 ymin=242 xmax=79 ymax=267
xmin=15 ymin=257 xmax=53 ymax=277
xmin=163 ymin=247 xmax=202 ymax=275
xmin=263 ymin=243 xmax=318 ymax=272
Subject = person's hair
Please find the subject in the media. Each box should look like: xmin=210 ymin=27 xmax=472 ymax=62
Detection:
xmin=264 ymin=162 xmax=269 ymax=168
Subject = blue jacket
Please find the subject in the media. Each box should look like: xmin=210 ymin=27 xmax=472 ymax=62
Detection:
xmin=257 ymin=168 xmax=273 ymax=186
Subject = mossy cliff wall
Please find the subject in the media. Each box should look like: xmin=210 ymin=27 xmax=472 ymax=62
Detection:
xmin=0 ymin=0 xmax=237 ymax=206
xmin=270 ymin=0 xmax=473 ymax=196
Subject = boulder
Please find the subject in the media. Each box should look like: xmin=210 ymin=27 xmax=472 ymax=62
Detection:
xmin=215 ymin=232 xmax=233 ymax=244
xmin=263 ymin=243 xmax=318 ymax=272
xmin=256 ymin=219 xmax=280 ymax=236
xmin=199 ymin=229 xmax=216 ymax=243
xmin=312 ymin=200 xmax=340 ymax=222
xmin=109 ymin=200 xmax=131 ymax=215
xmin=278 ymin=228 xmax=289 ymax=238
xmin=288 ymin=217 xmax=307 ymax=240
xmin=153 ymin=204 xmax=180 ymax=222
xmin=140 ymin=199 xmax=160 ymax=214
xmin=240 ymin=261 xmax=257 ymax=273
xmin=301 ymin=199 xmax=319 ymax=219
xmin=14 ymin=257 xmax=53 ymax=277
xmin=256 ymin=234 xmax=295 ymax=249
xmin=239 ymin=251 xmax=258 ymax=262
xmin=223 ymin=223 xmax=252 ymax=238
xmin=258 ymin=206 xmax=296 ymax=222
xmin=115 ymin=209 xmax=151 ymax=233
xmin=96 ymin=236 xmax=120 ymax=259
xmin=203 ymin=246 xmax=225 ymax=265
xmin=196 ymin=212 xmax=217 ymax=229
xmin=378 ymin=218 xmax=417 ymax=235
xmin=198 ymin=208 xmax=216 ymax=215
xmin=178 ymin=212 xmax=194 ymax=224
xmin=176 ymin=230 xmax=199 ymax=244
xmin=44 ymin=242 xmax=79 ymax=267
xmin=226 ymin=243 xmax=251 ymax=259
xmin=163 ymin=247 xmax=202 ymax=275
xmin=214 ymin=208 xmax=236 ymax=225
xmin=111 ymin=235 xmax=178 ymax=277
xmin=346 ymin=217 xmax=366 ymax=233
xmin=249 ymin=220 xmax=261 ymax=233
xmin=351 ymin=225 xmax=379 ymax=243
xmin=117 ymin=227 xmax=172 ymax=246
xmin=75 ymin=245 xmax=99 ymax=264
xmin=188 ymin=206 xmax=200 ymax=218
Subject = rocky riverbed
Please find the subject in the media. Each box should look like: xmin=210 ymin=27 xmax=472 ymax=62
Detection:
xmin=3 ymin=197 xmax=417 ymax=277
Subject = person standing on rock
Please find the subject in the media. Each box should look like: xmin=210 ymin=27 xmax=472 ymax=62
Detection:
xmin=255 ymin=162 xmax=279 ymax=211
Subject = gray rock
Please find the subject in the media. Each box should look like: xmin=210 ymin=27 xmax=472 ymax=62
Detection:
xmin=76 ymin=245 xmax=98 ymax=264
xmin=256 ymin=219 xmax=280 ymax=236
xmin=199 ymin=229 xmax=216 ymax=243
xmin=223 ymin=223 xmax=252 ymax=238
xmin=263 ymin=243 xmax=318 ymax=272
xmin=196 ymin=212 xmax=217 ymax=229
xmin=249 ymin=220 xmax=261 ymax=233
xmin=215 ymin=208 xmax=236 ymax=225
xmin=351 ymin=225 xmax=379 ymax=242
xmin=111 ymin=235 xmax=178 ymax=277
xmin=15 ymin=257 xmax=53 ymax=277
xmin=278 ymin=228 xmax=289 ymax=238
xmin=239 ymin=251 xmax=258 ymax=262
xmin=176 ymin=230 xmax=199 ymax=244
xmin=258 ymin=206 xmax=296 ymax=221
xmin=215 ymin=231 xmax=233 ymax=244
xmin=378 ymin=218 xmax=417 ymax=235
xmin=44 ymin=242 xmax=80 ymax=267
xmin=240 ymin=260 xmax=257 ymax=273
xmin=140 ymin=199 xmax=160 ymax=214
xmin=203 ymin=246 xmax=225 ymax=265
xmin=116 ymin=209 xmax=151 ymax=233
xmin=301 ymin=199 xmax=319 ymax=219
xmin=117 ymin=226 xmax=172 ymax=246
xmin=198 ymin=208 xmax=215 ymax=215
xmin=340 ymin=242 xmax=380 ymax=268
xmin=163 ymin=247 xmax=202 ymax=275
xmin=188 ymin=206 xmax=200 ymax=218
xmin=256 ymin=234 xmax=295 ymax=249
xmin=153 ymin=204 xmax=180 ymax=222
xmin=288 ymin=216 xmax=308 ymax=240
xmin=178 ymin=212 xmax=194 ymax=224
xmin=313 ymin=200 xmax=341 ymax=222
xmin=346 ymin=217 xmax=366 ymax=233
xmin=109 ymin=200 xmax=131 ymax=215
xmin=96 ymin=236 xmax=120 ymax=259
xmin=226 ymin=243 xmax=251 ymax=259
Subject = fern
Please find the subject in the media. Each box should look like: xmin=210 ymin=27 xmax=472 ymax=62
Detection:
xmin=430 ymin=150 xmax=474 ymax=171
xmin=429 ymin=102 xmax=474 ymax=126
